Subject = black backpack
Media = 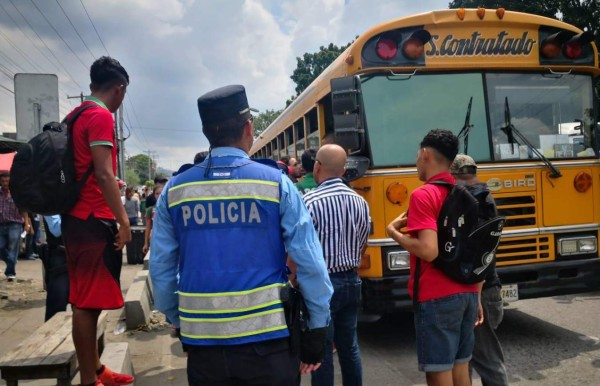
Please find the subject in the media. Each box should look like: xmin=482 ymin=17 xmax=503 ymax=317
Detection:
xmin=9 ymin=105 xmax=95 ymax=215
xmin=430 ymin=180 xmax=505 ymax=284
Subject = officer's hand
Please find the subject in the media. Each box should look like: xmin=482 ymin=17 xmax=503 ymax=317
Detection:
xmin=300 ymin=327 xmax=327 ymax=366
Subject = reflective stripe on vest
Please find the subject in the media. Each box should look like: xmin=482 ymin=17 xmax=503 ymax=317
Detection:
xmin=168 ymin=180 xmax=280 ymax=207
xmin=179 ymin=283 xmax=284 ymax=314
xmin=180 ymin=308 xmax=287 ymax=340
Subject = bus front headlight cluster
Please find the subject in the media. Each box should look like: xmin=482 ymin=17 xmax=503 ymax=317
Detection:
xmin=387 ymin=250 xmax=410 ymax=270
xmin=557 ymin=236 xmax=597 ymax=256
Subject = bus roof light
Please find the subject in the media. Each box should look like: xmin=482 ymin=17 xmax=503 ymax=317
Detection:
xmin=477 ymin=7 xmax=486 ymax=20
xmin=496 ymin=8 xmax=505 ymax=19
xmin=402 ymin=30 xmax=431 ymax=60
xmin=375 ymin=37 xmax=398 ymax=60
xmin=563 ymin=31 xmax=594 ymax=59
xmin=540 ymin=31 xmax=571 ymax=59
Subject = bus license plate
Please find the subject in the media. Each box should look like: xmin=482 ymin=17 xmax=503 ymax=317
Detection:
xmin=501 ymin=284 xmax=519 ymax=302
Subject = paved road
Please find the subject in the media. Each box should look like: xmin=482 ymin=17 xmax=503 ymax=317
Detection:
xmin=1 ymin=260 xmax=598 ymax=385
xmin=302 ymin=291 xmax=600 ymax=385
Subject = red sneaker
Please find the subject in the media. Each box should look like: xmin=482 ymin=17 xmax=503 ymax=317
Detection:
xmin=97 ymin=365 xmax=134 ymax=386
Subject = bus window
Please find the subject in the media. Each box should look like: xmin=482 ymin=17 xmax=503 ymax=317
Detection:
xmin=486 ymin=73 xmax=595 ymax=159
xmin=322 ymin=94 xmax=334 ymax=144
xmin=295 ymin=118 xmax=305 ymax=157
xmin=278 ymin=133 xmax=285 ymax=158
xmin=266 ymin=142 xmax=272 ymax=159
xmin=360 ymin=73 xmax=491 ymax=167
xmin=285 ymin=126 xmax=295 ymax=158
xmin=307 ymin=107 xmax=319 ymax=150
xmin=270 ymin=139 xmax=278 ymax=160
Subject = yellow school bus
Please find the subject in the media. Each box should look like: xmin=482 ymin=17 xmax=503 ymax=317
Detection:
xmin=251 ymin=8 xmax=600 ymax=315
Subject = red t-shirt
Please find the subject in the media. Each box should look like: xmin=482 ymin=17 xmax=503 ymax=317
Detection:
xmin=67 ymin=99 xmax=117 ymax=220
xmin=406 ymin=171 xmax=479 ymax=302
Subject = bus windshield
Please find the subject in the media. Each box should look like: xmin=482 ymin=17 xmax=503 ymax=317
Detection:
xmin=361 ymin=73 xmax=491 ymax=168
xmin=487 ymin=73 xmax=595 ymax=160
xmin=361 ymin=73 xmax=596 ymax=168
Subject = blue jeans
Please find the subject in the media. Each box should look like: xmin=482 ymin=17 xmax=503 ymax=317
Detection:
xmin=471 ymin=286 xmax=509 ymax=386
xmin=0 ymin=223 xmax=22 ymax=276
xmin=312 ymin=270 xmax=362 ymax=386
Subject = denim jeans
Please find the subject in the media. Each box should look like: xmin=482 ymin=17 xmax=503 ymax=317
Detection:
xmin=312 ymin=270 xmax=362 ymax=386
xmin=471 ymin=286 xmax=509 ymax=386
xmin=415 ymin=292 xmax=478 ymax=372
xmin=0 ymin=223 xmax=22 ymax=276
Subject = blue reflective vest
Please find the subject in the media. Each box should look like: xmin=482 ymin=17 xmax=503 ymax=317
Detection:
xmin=167 ymin=155 xmax=289 ymax=346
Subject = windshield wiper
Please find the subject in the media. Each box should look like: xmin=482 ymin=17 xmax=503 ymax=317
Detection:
xmin=501 ymin=97 xmax=562 ymax=178
xmin=457 ymin=97 xmax=473 ymax=154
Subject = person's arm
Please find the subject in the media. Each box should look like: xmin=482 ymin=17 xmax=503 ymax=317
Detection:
xmin=143 ymin=214 xmax=152 ymax=254
xmin=20 ymin=211 xmax=32 ymax=234
xmin=149 ymin=184 xmax=180 ymax=327
xmin=387 ymin=219 xmax=438 ymax=262
xmin=280 ymin=177 xmax=333 ymax=329
xmin=43 ymin=215 xmax=62 ymax=237
xmin=90 ymin=145 xmax=131 ymax=249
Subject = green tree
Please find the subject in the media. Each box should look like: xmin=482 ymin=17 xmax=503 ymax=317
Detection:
xmin=126 ymin=154 xmax=152 ymax=183
xmin=253 ymin=109 xmax=283 ymax=136
xmin=125 ymin=167 xmax=140 ymax=187
xmin=290 ymin=42 xmax=352 ymax=96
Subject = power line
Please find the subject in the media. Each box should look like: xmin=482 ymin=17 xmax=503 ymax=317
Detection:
xmin=0 ymin=25 xmax=45 ymax=73
xmin=79 ymin=0 xmax=109 ymax=56
xmin=7 ymin=0 xmax=83 ymax=90
xmin=0 ymin=84 xmax=14 ymax=94
xmin=29 ymin=0 xmax=89 ymax=70
xmin=54 ymin=0 xmax=96 ymax=60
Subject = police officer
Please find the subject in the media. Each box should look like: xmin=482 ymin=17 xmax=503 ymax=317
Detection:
xmin=150 ymin=85 xmax=333 ymax=386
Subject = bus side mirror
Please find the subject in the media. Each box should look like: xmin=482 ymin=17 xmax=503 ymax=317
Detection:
xmin=331 ymin=76 xmax=364 ymax=151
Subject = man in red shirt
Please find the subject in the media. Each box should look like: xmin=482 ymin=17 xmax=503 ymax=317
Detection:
xmin=387 ymin=129 xmax=481 ymax=386
xmin=62 ymin=57 xmax=133 ymax=386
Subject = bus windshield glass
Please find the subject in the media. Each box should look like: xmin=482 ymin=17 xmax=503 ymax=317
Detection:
xmin=486 ymin=73 xmax=595 ymax=160
xmin=361 ymin=73 xmax=491 ymax=168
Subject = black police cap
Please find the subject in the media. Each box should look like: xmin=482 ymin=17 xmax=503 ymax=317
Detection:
xmin=197 ymin=85 xmax=257 ymax=129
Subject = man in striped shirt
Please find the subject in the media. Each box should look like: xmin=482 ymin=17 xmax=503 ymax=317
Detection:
xmin=304 ymin=144 xmax=371 ymax=386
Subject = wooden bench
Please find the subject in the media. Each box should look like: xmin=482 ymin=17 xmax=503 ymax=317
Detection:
xmin=0 ymin=311 xmax=107 ymax=386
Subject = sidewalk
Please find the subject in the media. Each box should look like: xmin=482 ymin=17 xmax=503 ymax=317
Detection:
xmin=0 ymin=256 xmax=187 ymax=386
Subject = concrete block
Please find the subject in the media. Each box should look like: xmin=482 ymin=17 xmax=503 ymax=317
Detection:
xmin=124 ymin=279 xmax=152 ymax=330
xmin=99 ymin=343 xmax=134 ymax=384
xmin=143 ymin=253 xmax=150 ymax=270
xmin=133 ymin=270 xmax=154 ymax=304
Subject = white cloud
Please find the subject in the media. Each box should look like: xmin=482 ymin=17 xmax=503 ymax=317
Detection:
xmin=0 ymin=0 xmax=449 ymax=172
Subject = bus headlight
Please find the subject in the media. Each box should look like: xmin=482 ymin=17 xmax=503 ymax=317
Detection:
xmin=557 ymin=236 xmax=597 ymax=256
xmin=388 ymin=251 xmax=410 ymax=270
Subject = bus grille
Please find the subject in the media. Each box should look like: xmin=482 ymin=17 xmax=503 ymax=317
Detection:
xmin=495 ymin=195 xmax=536 ymax=228
xmin=496 ymin=235 xmax=551 ymax=264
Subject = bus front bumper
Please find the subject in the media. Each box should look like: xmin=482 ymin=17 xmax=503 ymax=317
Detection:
xmin=361 ymin=258 xmax=600 ymax=315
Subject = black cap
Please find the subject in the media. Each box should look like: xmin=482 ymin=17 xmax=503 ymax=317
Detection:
xmin=154 ymin=176 xmax=168 ymax=184
xmin=197 ymin=85 xmax=257 ymax=129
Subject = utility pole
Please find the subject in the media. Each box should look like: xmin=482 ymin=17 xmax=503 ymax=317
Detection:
xmin=117 ymin=105 xmax=125 ymax=181
xmin=145 ymin=150 xmax=158 ymax=181
xmin=67 ymin=92 xmax=86 ymax=103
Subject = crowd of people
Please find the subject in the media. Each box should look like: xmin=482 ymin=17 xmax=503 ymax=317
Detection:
xmin=0 ymin=55 xmax=509 ymax=386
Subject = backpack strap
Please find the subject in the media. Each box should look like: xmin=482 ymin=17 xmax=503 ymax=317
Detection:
xmin=65 ymin=104 xmax=98 ymax=185
xmin=413 ymin=179 xmax=454 ymax=309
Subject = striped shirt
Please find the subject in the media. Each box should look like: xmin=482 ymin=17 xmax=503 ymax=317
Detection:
xmin=304 ymin=178 xmax=371 ymax=273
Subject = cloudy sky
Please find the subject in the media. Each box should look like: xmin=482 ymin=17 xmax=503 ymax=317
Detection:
xmin=0 ymin=0 xmax=450 ymax=171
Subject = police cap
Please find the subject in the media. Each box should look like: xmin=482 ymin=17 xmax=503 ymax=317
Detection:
xmin=197 ymin=85 xmax=257 ymax=131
